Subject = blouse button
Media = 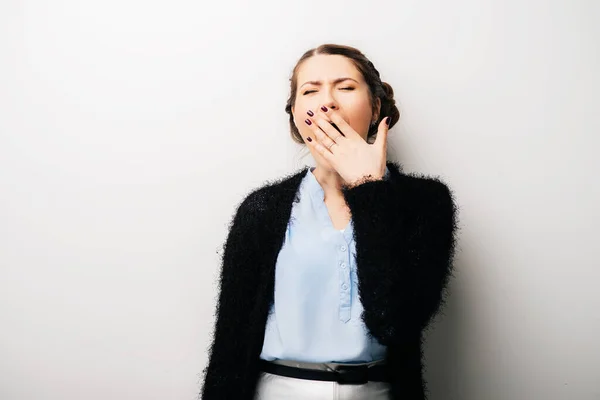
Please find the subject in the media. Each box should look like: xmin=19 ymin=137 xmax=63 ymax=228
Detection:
xmin=340 ymin=262 xmax=346 ymax=269
xmin=342 ymin=283 xmax=348 ymax=290
xmin=340 ymin=245 xmax=347 ymax=252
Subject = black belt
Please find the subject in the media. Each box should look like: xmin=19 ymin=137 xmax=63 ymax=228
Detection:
xmin=259 ymin=359 xmax=390 ymax=385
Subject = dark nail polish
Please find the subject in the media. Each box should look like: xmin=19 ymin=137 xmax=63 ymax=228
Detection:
xmin=307 ymin=110 xmax=314 ymax=117
xmin=305 ymin=119 xmax=312 ymax=125
xmin=307 ymin=137 xmax=312 ymax=142
xmin=321 ymin=106 xmax=328 ymax=112
xmin=385 ymin=116 xmax=390 ymax=126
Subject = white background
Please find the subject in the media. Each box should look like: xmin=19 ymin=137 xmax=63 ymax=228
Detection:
xmin=1 ymin=0 xmax=598 ymax=399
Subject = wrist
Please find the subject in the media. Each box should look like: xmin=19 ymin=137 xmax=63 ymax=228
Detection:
xmin=345 ymin=173 xmax=384 ymax=189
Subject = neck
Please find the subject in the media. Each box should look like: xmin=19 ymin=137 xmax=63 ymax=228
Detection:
xmin=311 ymin=165 xmax=344 ymax=201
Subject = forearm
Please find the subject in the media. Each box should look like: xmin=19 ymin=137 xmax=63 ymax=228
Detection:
xmin=201 ymin=195 xmax=260 ymax=399
xmin=341 ymin=177 xmax=457 ymax=344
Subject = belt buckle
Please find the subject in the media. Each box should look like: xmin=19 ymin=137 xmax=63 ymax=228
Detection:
xmin=334 ymin=365 xmax=369 ymax=385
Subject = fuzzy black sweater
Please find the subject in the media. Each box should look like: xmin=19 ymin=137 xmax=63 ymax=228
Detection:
xmin=200 ymin=161 xmax=458 ymax=400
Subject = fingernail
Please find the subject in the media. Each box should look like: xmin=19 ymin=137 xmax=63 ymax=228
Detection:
xmin=321 ymin=106 xmax=328 ymax=112
xmin=305 ymin=119 xmax=312 ymax=125
xmin=385 ymin=116 xmax=390 ymax=126
xmin=307 ymin=110 xmax=314 ymax=117
xmin=307 ymin=136 xmax=312 ymax=142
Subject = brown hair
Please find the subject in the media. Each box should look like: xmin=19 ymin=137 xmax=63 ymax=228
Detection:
xmin=285 ymin=44 xmax=401 ymax=145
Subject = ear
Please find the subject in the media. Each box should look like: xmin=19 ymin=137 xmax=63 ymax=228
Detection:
xmin=373 ymin=98 xmax=381 ymax=122
xmin=291 ymin=105 xmax=297 ymax=126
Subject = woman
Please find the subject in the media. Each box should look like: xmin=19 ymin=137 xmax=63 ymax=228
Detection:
xmin=200 ymin=44 xmax=458 ymax=400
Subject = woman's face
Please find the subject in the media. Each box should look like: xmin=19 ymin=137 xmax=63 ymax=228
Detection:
xmin=291 ymin=54 xmax=380 ymax=171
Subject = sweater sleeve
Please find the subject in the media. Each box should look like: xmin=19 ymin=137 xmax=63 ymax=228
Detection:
xmin=200 ymin=193 xmax=261 ymax=399
xmin=341 ymin=176 xmax=458 ymax=345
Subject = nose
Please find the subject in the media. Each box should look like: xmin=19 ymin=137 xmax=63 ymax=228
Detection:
xmin=319 ymin=88 xmax=338 ymax=111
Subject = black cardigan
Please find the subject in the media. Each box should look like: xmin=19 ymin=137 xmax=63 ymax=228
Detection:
xmin=200 ymin=161 xmax=458 ymax=400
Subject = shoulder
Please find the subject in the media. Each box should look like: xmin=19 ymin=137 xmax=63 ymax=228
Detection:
xmin=388 ymin=164 xmax=457 ymax=226
xmin=388 ymin=161 xmax=454 ymax=206
xmin=231 ymin=166 xmax=308 ymax=219
xmin=404 ymin=173 xmax=454 ymax=206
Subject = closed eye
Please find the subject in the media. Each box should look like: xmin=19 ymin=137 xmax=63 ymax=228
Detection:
xmin=302 ymin=87 xmax=355 ymax=95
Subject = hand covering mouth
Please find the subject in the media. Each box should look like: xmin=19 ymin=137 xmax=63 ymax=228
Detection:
xmin=330 ymin=122 xmax=344 ymax=136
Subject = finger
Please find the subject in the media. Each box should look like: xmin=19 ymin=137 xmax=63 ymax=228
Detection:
xmin=311 ymin=113 xmax=345 ymax=143
xmin=304 ymin=116 xmax=337 ymax=149
xmin=305 ymin=135 xmax=336 ymax=162
xmin=320 ymin=106 xmax=360 ymax=140
xmin=374 ymin=116 xmax=390 ymax=150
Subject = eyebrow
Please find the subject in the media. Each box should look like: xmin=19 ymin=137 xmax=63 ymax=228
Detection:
xmin=300 ymin=77 xmax=359 ymax=89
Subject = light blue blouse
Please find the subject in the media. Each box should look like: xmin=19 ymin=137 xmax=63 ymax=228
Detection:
xmin=259 ymin=166 xmax=391 ymax=363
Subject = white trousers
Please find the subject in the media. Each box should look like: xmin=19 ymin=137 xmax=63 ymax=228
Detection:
xmin=253 ymin=371 xmax=392 ymax=400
